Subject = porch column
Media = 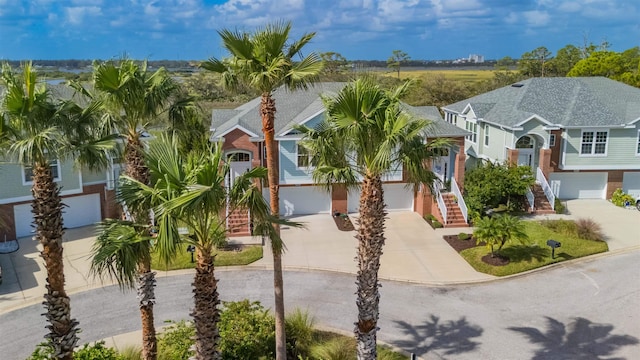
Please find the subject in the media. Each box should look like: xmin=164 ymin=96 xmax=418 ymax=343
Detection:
xmin=414 ymin=184 xmax=433 ymax=217
xmin=507 ymin=149 xmax=519 ymax=165
xmin=539 ymin=148 xmax=552 ymax=178
xmin=453 ymin=138 xmax=466 ymax=191
xmin=331 ymin=184 xmax=348 ymax=214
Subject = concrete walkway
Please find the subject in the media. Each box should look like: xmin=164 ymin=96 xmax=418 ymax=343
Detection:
xmin=1 ymin=199 xmax=638 ymax=316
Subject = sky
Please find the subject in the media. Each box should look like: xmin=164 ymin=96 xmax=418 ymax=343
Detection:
xmin=0 ymin=0 xmax=639 ymax=61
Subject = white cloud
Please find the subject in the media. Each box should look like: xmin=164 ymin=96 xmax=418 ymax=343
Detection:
xmin=65 ymin=6 xmax=102 ymax=25
xmin=523 ymin=10 xmax=549 ymax=26
xmin=557 ymin=1 xmax=581 ymax=12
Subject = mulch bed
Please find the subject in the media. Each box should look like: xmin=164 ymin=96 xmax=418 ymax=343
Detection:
xmin=332 ymin=214 xmax=355 ymax=231
xmin=443 ymin=233 xmax=511 ymax=266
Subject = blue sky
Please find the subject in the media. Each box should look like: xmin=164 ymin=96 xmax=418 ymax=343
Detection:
xmin=1 ymin=0 xmax=638 ymax=61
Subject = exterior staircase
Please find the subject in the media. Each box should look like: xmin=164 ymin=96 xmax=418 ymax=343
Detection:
xmin=227 ymin=208 xmax=251 ymax=236
xmin=530 ymin=184 xmax=555 ymax=214
xmin=439 ymin=193 xmax=468 ymax=228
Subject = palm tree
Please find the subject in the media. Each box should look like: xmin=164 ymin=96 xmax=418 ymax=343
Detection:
xmin=473 ymin=214 xmax=528 ymax=257
xmin=0 ymin=62 xmax=116 ymax=359
xmin=92 ymin=135 xmax=285 ymax=359
xmin=297 ymin=77 xmax=447 ymax=359
xmin=201 ymin=20 xmax=323 ymax=359
xmin=83 ymin=58 xmax=191 ymax=360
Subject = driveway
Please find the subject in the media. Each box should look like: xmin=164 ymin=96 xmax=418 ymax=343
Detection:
xmin=253 ymin=211 xmax=493 ymax=283
xmin=531 ymin=199 xmax=640 ymax=251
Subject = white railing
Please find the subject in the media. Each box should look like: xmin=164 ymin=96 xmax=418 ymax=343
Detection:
xmin=525 ymin=188 xmax=535 ymax=212
xmin=450 ymin=178 xmax=468 ymax=223
xmin=433 ymin=182 xmax=447 ymax=225
xmin=536 ymin=167 xmax=555 ymax=211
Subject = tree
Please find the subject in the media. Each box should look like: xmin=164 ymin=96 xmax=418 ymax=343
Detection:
xmin=84 ymin=58 xmax=189 ymax=360
xmin=519 ymin=47 xmax=552 ymax=77
xmin=568 ymin=48 xmax=640 ymax=87
xmin=495 ymin=56 xmax=517 ymax=70
xmin=1 ymin=62 xmax=116 ymax=360
xmin=320 ymin=51 xmax=349 ymax=79
xmin=546 ymin=45 xmax=582 ymax=77
xmin=296 ymin=77 xmax=447 ymax=359
xmin=473 ymin=214 xmax=528 ymax=257
xmin=387 ymin=50 xmax=410 ymax=78
xmin=402 ymin=74 xmax=472 ymax=108
xmin=93 ymin=135 xmax=285 ymax=359
xmin=464 ymin=161 xmax=535 ymax=218
xmin=201 ymin=21 xmax=323 ymax=360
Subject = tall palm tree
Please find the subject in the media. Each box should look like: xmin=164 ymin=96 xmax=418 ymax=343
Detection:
xmin=0 ymin=62 xmax=116 ymax=360
xmin=201 ymin=20 xmax=323 ymax=359
xmin=297 ymin=78 xmax=447 ymax=359
xmin=81 ymin=58 xmax=189 ymax=360
xmin=92 ymin=135 xmax=285 ymax=359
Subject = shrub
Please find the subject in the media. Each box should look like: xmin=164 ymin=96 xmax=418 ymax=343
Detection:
xmin=285 ymin=308 xmax=315 ymax=359
xmin=540 ymin=219 xmax=577 ymax=237
xmin=118 ymin=346 xmax=142 ymax=360
xmin=28 ymin=342 xmax=125 ymax=360
xmin=611 ymin=188 xmax=636 ymax=207
xmin=432 ymin=220 xmax=443 ymax=228
xmin=425 ymin=214 xmax=437 ymax=222
xmin=575 ymin=218 xmax=604 ymax=241
xmin=309 ymin=336 xmax=355 ymax=360
xmin=458 ymin=232 xmax=470 ymax=240
xmin=554 ymin=198 xmax=565 ymax=214
xmin=157 ymin=321 xmax=195 ymax=360
xmin=219 ymin=300 xmax=275 ymax=360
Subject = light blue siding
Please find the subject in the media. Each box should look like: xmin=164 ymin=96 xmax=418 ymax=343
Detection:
xmin=279 ymin=141 xmax=314 ymax=184
xmin=562 ymin=125 xmax=640 ymax=168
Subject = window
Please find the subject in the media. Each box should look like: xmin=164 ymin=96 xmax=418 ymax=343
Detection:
xmin=445 ymin=112 xmax=455 ymax=124
xmin=484 ymin=124 xmax=490 ymax=146
xmin=549 ymin=134 xmax=556 ymax=147
xmin=227 ymin=152 xmax=250 ymax=162
xmin=23 ymin=160 xmax=61 ymax=184
xmin=297 ymin=143 xmax=311 ymax=168
xmin=465 ymin=119 xmax=477 ymax=143
xmin=580 ymin=130 xmax=608 ymax=155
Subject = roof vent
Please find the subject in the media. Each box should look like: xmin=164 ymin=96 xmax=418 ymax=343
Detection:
xmin=511 ymin=83 xmax=524 ymax=88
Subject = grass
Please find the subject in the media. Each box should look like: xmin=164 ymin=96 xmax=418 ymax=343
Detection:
xmin=380 ymin=69 xmax=496 ymax=83
xmin=310 ymin=330 xmax=408 ymax=360
xmin=151 ymin=243 xmax=263 ymax=271
xmin=460 ymin=220 xmax=608 ymax=276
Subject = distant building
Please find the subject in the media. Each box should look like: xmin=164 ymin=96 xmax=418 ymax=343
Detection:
xmin=468 ymin=54 xmax=485 ymax=63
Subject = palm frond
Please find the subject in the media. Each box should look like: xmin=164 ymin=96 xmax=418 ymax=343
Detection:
xmin=90 ymin=219 xmax=152 ymax=289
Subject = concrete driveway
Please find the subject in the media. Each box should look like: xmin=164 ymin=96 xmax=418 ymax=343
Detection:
xmin=531 ymin=199 xmax=640 ymax=251
xmin=254 ymin=211 xmax=493 ymax=284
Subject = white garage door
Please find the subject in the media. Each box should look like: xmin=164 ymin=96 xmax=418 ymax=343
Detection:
xmin=347 ymin=183 xmax=414 ymax=213
xmin=623 ymin=172 xmax=640 ymax=199
xmin=549 ymin=172 xmax=607 ymax=199
xmin=13 ymin=193 xmax=102 ymax=238
xmin=264 ymin=186 xmax=331 ymax=216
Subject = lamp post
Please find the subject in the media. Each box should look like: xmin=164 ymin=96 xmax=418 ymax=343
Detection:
xmin=186 ymin=245 xmax=196 ymax=263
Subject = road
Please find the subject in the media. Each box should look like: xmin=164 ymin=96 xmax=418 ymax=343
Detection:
xmin=1 ymin=251 xmax=639 ymax=360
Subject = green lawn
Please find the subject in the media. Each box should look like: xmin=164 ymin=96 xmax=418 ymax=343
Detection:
xmin=151 ymin=243 xmax=263 ymax=271
xmin=460 ymin=221 xmax=608 ymax=276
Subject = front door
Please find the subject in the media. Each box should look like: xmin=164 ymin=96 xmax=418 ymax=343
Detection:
xmin=227 ymin=152 xmax=252 ymax=186
xmin=517 ymin=149 xmax=533 ymax=167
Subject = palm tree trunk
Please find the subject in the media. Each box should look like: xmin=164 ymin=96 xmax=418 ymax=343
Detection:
xmin=191 ymin=248 xmax=221 ymax=359
xmin=261 ymin=92 xmax=287 ymax=360
xmin=126 ymin=135 xmax=157 ymax=360
xmin=32 ymin=163 xmax=79 ymax=360
xmin=355 ymin=174 xmax=386 ymax=360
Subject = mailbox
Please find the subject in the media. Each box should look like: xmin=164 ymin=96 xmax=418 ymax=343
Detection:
xmin=546 ymin=240 xmax=561 ymax=248
xmin=546 ymin=239 xmax=561 ymax=259
xmin=186 ymin=245 xmax=196 ymax=263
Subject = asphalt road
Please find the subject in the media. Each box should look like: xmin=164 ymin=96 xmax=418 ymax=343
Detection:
xmin=2 ymin=251 xmax=639 ymax=360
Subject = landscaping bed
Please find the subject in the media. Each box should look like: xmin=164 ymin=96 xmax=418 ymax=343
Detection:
xmin=332 ymin=212 xmax=355 ymax=231
xmin=445 ymin=219 xmax=609 ymax=276
xmin=151 ymin=243 xmax=263 ymax=271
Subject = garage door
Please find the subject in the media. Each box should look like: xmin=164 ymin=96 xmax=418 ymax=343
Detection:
xmin=549 ymin=172 xmax=607 ymax=199
xmin=623 ymin=172 xmax=640 ymax=199
xmin=13 ymin=193 xmax=102 ymax=238
xmin=347 ymin=183 xmax=414 ymax=213
xmin=263 ymin=186 xmax=331 ymax=216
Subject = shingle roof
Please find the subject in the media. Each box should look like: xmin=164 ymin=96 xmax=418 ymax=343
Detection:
xmin=211 ymin=83 xmax=469 ymax=140
xmin=210 ymin=83 xmax=345 ymax=139
xmin=443 ymin=77 xmax=640 ymax=128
